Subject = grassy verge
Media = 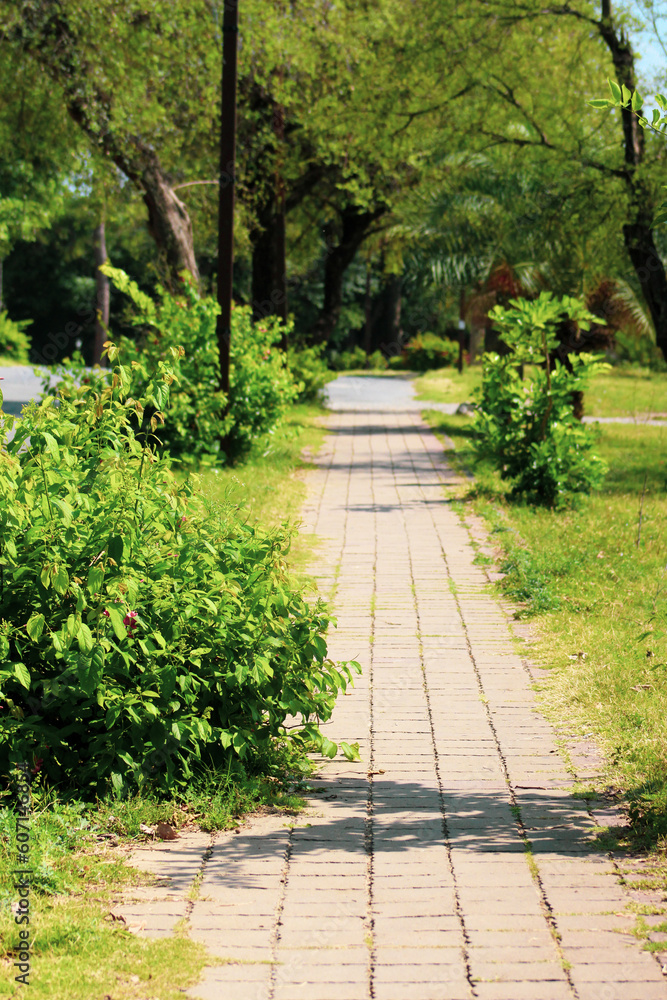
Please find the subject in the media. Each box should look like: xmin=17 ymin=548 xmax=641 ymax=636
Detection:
xmin=414 ymin=363 xmax=667 ymax=418
xmin=197 ymin=402 xmax=327 ymax=580
xmin=413 ymin=367 xmax=482 ymax=403
xmin=0 ymin=402 xmax=328 ymax=997
xmin=585 ymin=367 xmax=667 ymax=417
xmin=0 ymin=793 xmax=208 ymax=998
xmin=423 ymin=408 xmax=667 ymax=866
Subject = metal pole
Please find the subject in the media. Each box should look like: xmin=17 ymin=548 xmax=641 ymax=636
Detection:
xmin=216 ymin=0 xmax=239 ymax=406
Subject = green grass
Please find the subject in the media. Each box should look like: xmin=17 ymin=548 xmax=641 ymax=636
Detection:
xmin=197 ymin=402 xmax=326 ymax=526
xmin=0 ymin=789 xmax=207 ymax=998
xmin=415 ymin=363 xmax=667 ymax=417
xmin=424 ymin=408 xmax=667 ymax=858
xmin=413 ymin=366 xmax=482 ymax=404
xmin=0 ymin=403 xmax=328 ymax=996
xmin=585 ymin=368 xmax=667 ymax=417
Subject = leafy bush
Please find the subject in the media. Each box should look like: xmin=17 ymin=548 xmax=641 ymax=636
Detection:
xmin=287 ymin=343 xmax=331 ymax=402
xmin=0 ymin=348 xmax=360 ymax=796
xmin=0 ymin=310 xmax=31 ymax=364
xmin=100 ymin=266 xmax=300 ymax=463
xmin=472 ymin=293 xmax=609 ymax=507
xmin=328 ymin=346 xmax=367 ymax=371
xmin=391 ymin=332 xmax=458 ymax=372
xmin=367 ymin=349 xmax=389 ymax=370
xmin=327 ymin=347 xmax=388 ymax=371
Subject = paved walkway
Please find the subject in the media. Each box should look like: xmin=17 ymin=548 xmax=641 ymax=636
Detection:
xmin=119 ymin=377 xmax=667 ymax=1000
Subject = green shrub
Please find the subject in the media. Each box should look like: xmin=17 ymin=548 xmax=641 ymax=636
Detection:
xmin=287 ymin=343 xmax=331 ymax=402
xmin=0 ymin=310 xmax=31 ymax=364
xmin=472 ymin=293 xmax=609 ymax=507
xmin=392 ymin=332 xmax=458 ymax=372
xmin=100 ymin=266 xmax=300 ymax=464
xmin=328 ymin=346 xmax=388 ymax=371
xmin=0 ymin=348 xmax=360 ymax=796
xmin=328 ymin=346 xmax=368 ymax=371
xmin=367 ymin=349 xmax=389 ymax=370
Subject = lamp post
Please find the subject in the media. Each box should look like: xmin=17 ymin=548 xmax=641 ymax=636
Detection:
xmin=216 ymin=0 xmax=239 ymax=409
xmin=457 ymin=318 xmax=466 ymax=375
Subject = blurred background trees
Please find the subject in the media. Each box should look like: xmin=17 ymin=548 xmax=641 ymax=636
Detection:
xmin=0 ymin=0 xmax=665 ymax=368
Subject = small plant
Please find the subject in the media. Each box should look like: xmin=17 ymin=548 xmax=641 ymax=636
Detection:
xmin=0 ymin=310 xmax=31 ymax=364
xmin=0 ymin=347 xmax=360 ymax=796
xmin=472 ymin=292 xmax=609 ymax=507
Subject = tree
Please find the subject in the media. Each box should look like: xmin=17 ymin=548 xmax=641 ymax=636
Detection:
xmin=469 ymin=0 xmax=667 ymax=360
xmin=235 ymin=0 xmax=473 ymax=344
xmin=0 ymin=0 xmax=219 ymax=280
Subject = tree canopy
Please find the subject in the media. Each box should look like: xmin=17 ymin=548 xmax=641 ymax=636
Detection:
xmin=1 ymin=0 xmax=666 ymax=362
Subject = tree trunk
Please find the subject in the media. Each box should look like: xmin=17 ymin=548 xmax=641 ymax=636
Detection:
xmin=16 ymin=3 xmax=199 ymax=282
xmin=310 ymin=207 xmax=384 ymax=344
xmin=139 ymin=154 xmax=199 ymax=281
xmin=249 ymin=94 xmax=288 ymax=349
xmin=622 ymin=216 xmax=667 ymax=360
xmin=368 ymin=274 xmax=402 ymax=355
xmin=251 ymin=198 xmax=288 ymax=325
xmin=598 ymin=0 xmax=667 ymax=360
xmin=93 ymin=221 xmax=109 ymax=366
xmin=363 ymin=261 xmax=372 ymax=355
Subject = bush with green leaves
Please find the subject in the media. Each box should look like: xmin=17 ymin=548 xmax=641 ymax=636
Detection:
xmin=472 ymin=293 xmax=609 ymax=507
xmin=391 ymin=332 xmax=458 ymax=372
xmin=100 ymin=265 xmax=300 ymax=463
xmin=287 ymin=343 xmax=332 ymax=402
xmin=0 ymin=348 xmax=360 ymax=796
xmin=0 ymin=310 xmax=31 ymax=363
xmin=327 ymin=346 xmax=388 ymax=371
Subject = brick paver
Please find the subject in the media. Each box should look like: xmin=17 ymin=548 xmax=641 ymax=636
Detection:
xmin=124 ymin=384 xmax=667 ymax=999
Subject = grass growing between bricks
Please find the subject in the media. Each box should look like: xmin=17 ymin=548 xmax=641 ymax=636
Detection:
xmin=0 ymin=403 xmax=328 ymax=996
xmin=423 ymin=408 xmax=667 ymax=870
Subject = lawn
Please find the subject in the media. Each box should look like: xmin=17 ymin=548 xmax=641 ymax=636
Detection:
xmin=413 ymin=366 xmax=482 ymax=404
xmin=415 ymin=364 xmax=667 ymax=418
xmin=423 ymin=407 xmax=667 ymax=860
xmin=196 ymin=402 xmax=327 ymax=578
xmin=0 ymin=401 xmax=327 ymax=998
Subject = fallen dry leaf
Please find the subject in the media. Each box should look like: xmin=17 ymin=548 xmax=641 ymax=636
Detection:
xmin=155 ymin=822 xmax=179 ymax=840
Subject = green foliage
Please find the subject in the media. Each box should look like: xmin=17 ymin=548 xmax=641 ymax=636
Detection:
xmin=101 ymin=265 xmax=300 ymax=463
xmin=613 ymin=330 xmax=667 ymax=372
xmin=391 ymin=332 xmax=459 ymax=372
xmin=286 ymin=343 xmax=332 ymax=403
xmin=0 ymin=310 xmax=31 ymax=363
xmin=590 ymin=79 xmax=667 ymax=145
xmin=0 ymin=350 xmax=360 ymax=796
xmin=328 ymin=346 xmax=387 ymax=371
xmin=472 ymin=293 xmax=609 ymax=507
xmin=590 ymin=81 xmax=667 ymax=224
